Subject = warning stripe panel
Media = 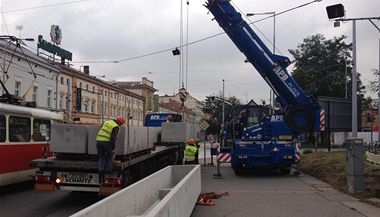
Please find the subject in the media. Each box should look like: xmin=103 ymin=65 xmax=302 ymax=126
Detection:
xmin=218 ymin=153 xmax=231 ymax=163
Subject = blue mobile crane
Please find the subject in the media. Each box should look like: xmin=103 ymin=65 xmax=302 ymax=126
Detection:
xmin=205 ymin=0 xmax=321 ymax=175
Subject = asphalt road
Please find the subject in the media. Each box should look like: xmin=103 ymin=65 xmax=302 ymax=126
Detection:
xmin=192 ymin=165 xmax=380 ymax=217
xmin=0 ymin=183 xmax=102 ymax=217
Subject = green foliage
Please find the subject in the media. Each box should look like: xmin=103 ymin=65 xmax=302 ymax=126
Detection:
xmin=361 ymin=96 xmax=375 ymax=109
xmin=302 ymin=149 xmax=313 ymax=155
xmin=289 ymin=34 xmax=366 ymax=98
xmin=202 ymin=95 xmax=241 ymax=135
xmin=369 ymin=69 xmax=379 ymax=94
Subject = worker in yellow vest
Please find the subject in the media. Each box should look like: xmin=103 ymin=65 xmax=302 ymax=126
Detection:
xmin=184 ymin=138 xmax=199 ymax=165
xmin=96 ymin=116 xmax=126 ymax=180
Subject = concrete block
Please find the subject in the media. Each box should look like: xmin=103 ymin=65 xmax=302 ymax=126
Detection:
xmin=161 ymin=122 xmax=192 ymax=143
xmin=88 ymin=126 xmax=154 ymax=156
xmin=87 ymin=125 xmax=101 ymax=155
xmin=115 ymin=126 xmax=152 ymax=155
xmin=50 ymin=124 xmax=88 ymax=154
xmin=70 ymin=165 xmax=201 ymax=217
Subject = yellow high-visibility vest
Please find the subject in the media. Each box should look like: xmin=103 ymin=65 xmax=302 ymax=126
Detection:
xmin=96 ymin=120 xmax=118 ymax=142
xmin=184 ymin=144 xmax=197 ymax=161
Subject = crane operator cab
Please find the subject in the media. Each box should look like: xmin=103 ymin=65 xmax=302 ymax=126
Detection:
xmin=223 ymin=101 xmax=271 ymax=145
xmin=224 ymin=100 xmax=312 ymax=147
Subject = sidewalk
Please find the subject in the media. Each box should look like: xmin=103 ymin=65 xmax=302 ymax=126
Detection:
xmin=191 ymin=165 xmax=380 ymax=217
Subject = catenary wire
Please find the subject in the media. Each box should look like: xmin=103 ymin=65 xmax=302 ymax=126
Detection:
xmin=71 ymin=0 xmax=322 ymax=64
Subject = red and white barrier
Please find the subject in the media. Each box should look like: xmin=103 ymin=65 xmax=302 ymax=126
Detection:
xmin=217 ymin=153 xmax=231 ymax=163
xmin=320 ymin=109 xmax=326 ymax=131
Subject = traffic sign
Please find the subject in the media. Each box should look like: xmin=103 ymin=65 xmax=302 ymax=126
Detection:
xmin=200 ymin=120 xmax=210 ymax=130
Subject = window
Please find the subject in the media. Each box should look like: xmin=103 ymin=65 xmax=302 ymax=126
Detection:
xmin=105 ymin=90 xmax=107 ymax=96
xmin=33 ymin=119 xmax=50 ymax=141
xmin=60 ymin=77 xmax=64 ymax=85
xmin=66 ymin=78 xmax=70 ymax=86
xmin=59 ymin=95 xmax=63 ymax=109
xmin=32 ymin=86 xmax=38 ymax=103
xmin=86 ymin=84 xmax=88 ymax=91
xmin=111 ymin=93 xmax=113 ymax=99
xmin=79 ymin=82 xmax=82 ymax=88
xmin=111 ymin=106 xmax=115 ymax=116
xmin=91 ymin=101 xmax=95 ymax=113
xmin=0 ymin=115 xmax=5 ymax=142
xmin=92 ymin=86 xmax=95 ymax=93
xmin=84 ymin=101 xmax=88 ymax=113
xmin=9 ymin=116 xmax=31 ymax=142
xmin=47 ymin=90 xmax=52 ymax=107
xmin=15 ymin=81 xmax=21 ymax=96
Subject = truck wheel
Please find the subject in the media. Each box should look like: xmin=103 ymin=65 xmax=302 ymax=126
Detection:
xmin=285 ymin=107 xmax=315 ymax=134
xmin=280 ymin=167 xmax=291 ymax=175
xmin=232 ymin=164 xmax=244 ymax=176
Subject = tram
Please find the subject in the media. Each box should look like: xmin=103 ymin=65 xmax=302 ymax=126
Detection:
xmin=0 ymin=103 xmax=63 ymax=187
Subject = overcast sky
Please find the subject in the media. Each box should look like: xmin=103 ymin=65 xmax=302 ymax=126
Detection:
xmin=1 ymin=0 xmax=379 ymax=103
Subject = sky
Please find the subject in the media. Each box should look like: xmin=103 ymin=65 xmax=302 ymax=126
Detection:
xmin=1 ymin=0 xmax=379 ymax=104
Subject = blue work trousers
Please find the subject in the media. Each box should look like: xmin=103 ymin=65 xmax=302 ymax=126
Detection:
xmin=96 ymin=141 xmax=115 ymax=174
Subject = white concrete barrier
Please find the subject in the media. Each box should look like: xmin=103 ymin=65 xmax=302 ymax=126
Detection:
xmin=71 ymin=165 xmax=201 ymax=217
xmin=366 ymin=152 xmax=380 ymax=165
xmin=333 ymin=132 xmax=379 ymax=146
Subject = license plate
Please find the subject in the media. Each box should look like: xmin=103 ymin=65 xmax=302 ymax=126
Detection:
xmin=58 ymin=172 xmax=99 ymax=185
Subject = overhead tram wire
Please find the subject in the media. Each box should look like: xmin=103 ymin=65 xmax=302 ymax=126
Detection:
xmin=71 ymin=0 xmax=323 ymax=65
xmin=179 ymin=0 xmax=184 ymax=89
xmin=0 ymin=9 xmax=10 ymax=35
xmin=186 ymin=0 xmax=190 ymax=90
xmin=1 ymin=0 xmax=92 ymax=14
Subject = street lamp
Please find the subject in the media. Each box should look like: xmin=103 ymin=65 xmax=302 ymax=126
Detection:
xmin=222 ymin=79 xmax=225 ymax=147
xmin=246 ymin=12 xmax=275 ymax=54
xmin=246 ymin=11 xmax=276 ymax=110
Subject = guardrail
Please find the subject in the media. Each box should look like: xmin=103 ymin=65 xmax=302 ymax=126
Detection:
xmin=71 ymin=165 xmax=201 ymax=217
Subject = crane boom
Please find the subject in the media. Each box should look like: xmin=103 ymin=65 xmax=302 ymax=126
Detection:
xmin=205 ymin=0 xmax=318 ymax=109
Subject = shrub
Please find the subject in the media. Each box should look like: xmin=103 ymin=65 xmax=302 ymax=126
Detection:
xmin=302 ymin=149 xmax=313 ymax=155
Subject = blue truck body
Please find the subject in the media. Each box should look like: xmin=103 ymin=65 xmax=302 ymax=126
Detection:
xmin=205 ymin=0 xmax=320 ymax=175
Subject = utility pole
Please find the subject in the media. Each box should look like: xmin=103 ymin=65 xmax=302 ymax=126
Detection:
xmin=377 ymin=24 xmax=380 ymax=142
xmin=330 ymin=6 xmax=380 ymax=192
xmin=221 ymin=79 xmax=225 ymax=148
xmin=67 ymin=79 xmax=71 ymax=123
xmin=352 ymin=20 xmax=358 ymax=138
xmin=246 ymin=11 xmax=276 ymax=111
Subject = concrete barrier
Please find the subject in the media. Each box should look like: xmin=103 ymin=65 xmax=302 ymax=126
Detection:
xmin=71 ymin=165 xmax=201 ymax=217
xmin=366 ymin=152 xmax=380 ymax=165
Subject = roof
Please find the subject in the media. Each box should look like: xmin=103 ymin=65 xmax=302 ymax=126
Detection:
xmin=113 ymin=81 xmax=157 ymax=92
xmin=0 ymin=39 xmax=60 ymax=72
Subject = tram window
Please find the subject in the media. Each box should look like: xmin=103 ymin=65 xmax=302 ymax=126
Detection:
xmin=33 ymin=119 xmax=50 ymax=141
xmin=0 ymin=115 xmax=5 ymax=142
xmin=9 ymin=116 xmax=31 ymax=142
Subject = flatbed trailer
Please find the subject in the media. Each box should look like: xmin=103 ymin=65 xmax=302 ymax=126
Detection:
xmin=31 ymin=146 xmax=179 ymax=195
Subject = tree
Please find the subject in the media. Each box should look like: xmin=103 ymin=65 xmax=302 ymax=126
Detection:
xmin=369 ymin=69 xmax=379 ymax=93
xmin=289 ymin=34 xmax=366 ymax=98
xmin=202 ymin=95 xmax=241 ymax=136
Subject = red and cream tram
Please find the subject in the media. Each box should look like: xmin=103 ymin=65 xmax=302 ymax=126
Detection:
xmin=0 ymin=103 xmax=63 ymax=187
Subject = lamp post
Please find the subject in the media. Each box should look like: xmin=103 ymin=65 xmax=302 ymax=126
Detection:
xmin=378 ymin=34 xmax=380 ymax=142
xmin=221 ymin=79 xmax=225 ymax=148
xmin=247 ymin=11 xmax=276 ymax=110
xmin=332 ymin=15 xmax=380 ymax=193
xmin=352 ymin=20 xmax=358 ymax=138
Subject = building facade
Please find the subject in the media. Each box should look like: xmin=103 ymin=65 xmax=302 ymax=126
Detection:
xmin=0 ymin=40 xmax=145 ymax=126
xmin=0 ymin=40 xmax=59 ymax=110
xmin=59 ymin=66 xmax=145 ymax=125
xmin=113 ymin=77 xmax=158 ymax=115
